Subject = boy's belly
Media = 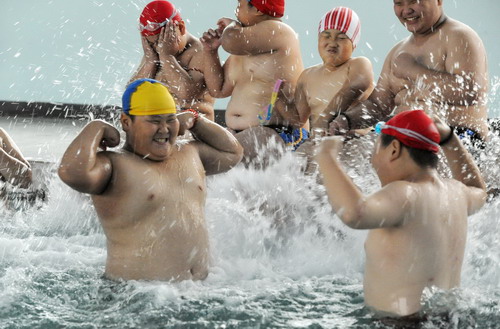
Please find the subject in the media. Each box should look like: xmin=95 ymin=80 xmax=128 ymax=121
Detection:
xmin=104 ymin=224 xmax=210 ymax=281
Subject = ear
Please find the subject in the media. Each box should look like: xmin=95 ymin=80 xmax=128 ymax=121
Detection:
xmin=389 ymin=139 xmax=403 ymax=162
xmin=178 ymin=20 xmax=186 ymax=36
xmin=120 ymin=113 xmax=132 ymax=132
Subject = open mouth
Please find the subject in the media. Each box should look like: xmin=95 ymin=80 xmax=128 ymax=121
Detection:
xmin=404 ymin=16 xmax=419 ymax=23
xmin=153 ymin=137 xmax=169 ymax=144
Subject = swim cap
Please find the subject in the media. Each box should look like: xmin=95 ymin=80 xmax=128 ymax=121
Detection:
xmin=249 ymin=0 xmax=285 ymax=18
xmin=319 ymin=7 xmax=361 ymax=48
xmin=122 ymin=79 xmax=177 ymax=116
xmin=377 ymin=110 xmax=440 ymax=153
xmin=139 ymin=0 xmax=182 ymax=36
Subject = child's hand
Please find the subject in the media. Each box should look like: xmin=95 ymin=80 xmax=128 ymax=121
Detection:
xmin=201 ymin=28 xmax=222 ymax=52
xmin=157 ymin=23 xmax=181 ymax=60
xmin=217 ymin=17 xmax=235 ymax=32
xmin=177 ymin=111 xmax=198 ymax=135
xmin=87 ymin=120 xmax=120 ymax=151
xmin=315 ymin=136 xmax=345 ymax=159
xmin=432 ymin=115 xmax=452 ymax=143
xmin=100 ymin=125 xmax=120 ymax=151
xmin=329 ymin=116 xmax=350 ymax=136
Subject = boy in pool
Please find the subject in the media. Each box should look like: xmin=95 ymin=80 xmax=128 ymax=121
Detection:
xmin=58 ymin=79 xmax=243 ymax=282
xmin=315 ymin=110 xmax=487 ymax=318
xmin=201 ymin=0 xmax=306 ymax=167
xmin=130 ymin=0 xmax=215 ymax=121
xmin=0 ymin=128 xmax=32 ymax=189
xmin=278 ymin=7 xmax=374 ymax=173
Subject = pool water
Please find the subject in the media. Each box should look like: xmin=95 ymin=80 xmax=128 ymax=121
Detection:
xmin=0 ymin=120 xmax=499 ymax=329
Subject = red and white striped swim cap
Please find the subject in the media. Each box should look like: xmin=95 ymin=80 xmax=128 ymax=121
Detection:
xmin=318 ymin=7 xmax=361 ymax=48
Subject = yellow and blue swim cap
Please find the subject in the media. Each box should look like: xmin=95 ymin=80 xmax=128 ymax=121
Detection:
xmin=122 ymin=78 xmax=177 ymax=116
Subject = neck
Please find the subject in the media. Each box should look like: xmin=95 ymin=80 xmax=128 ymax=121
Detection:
xmin=415 ymin=14 xmax=448 ymax=38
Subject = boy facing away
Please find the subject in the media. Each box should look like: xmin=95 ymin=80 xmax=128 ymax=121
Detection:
xmin=58 ymin=79 xmax=243 ymax=281
xmin=201 ymin=0 xmax=306 ymax=166
xmin=131 ymin=0 xmax=215 ymax=121
xmin=316 ymin=110 xmax=486 ymax=317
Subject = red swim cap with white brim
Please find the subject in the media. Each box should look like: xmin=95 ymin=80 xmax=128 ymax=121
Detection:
xmin=139 ymin=0 xmax=182 ymax=36
xmin=249 ymin=0 xmax=285 ymax=18
xmin=379 ymin=110 xmax=440 ymax=153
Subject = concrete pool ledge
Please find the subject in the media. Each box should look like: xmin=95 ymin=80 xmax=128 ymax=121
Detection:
xmin=0 ymin=100 xmax=227 ymax=126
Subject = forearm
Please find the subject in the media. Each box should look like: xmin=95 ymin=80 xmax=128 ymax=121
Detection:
xmin=59 ymin=122 xmax=105 ymax=179
xmin=0 ymin=150 xmax=32 ymax=188
xmin=270 ymin=102 xmax=303 ymax=128
xmin=324 ymin=86 xmax=366 ymax=122
xmin=130 ymin=56 xmax=158 ymax=83
xmin=441 ymin=132 xmax=486 ymax=190
xmin=316 ymin=150 xmax=364 ymax=223
xmin=344 ymin=96 xmax=392 ymax=129
xmin=156 ymin=56 xmax=201 ymax=100
xmin=417 ymin=69 xmax=484 ymax=106
xmin=202 ymin=50 xmax=227 ymax=97
xmin=190 ymin=117 xmax=241 ymax=154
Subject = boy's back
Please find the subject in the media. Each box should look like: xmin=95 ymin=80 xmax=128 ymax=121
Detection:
xmin=316 ymin=110 xmax=486 ymax=318
xmin=364 ymin=177 xmax=472 ymax=316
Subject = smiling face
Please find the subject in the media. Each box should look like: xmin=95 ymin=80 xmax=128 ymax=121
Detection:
xmin=318 ymin=29 xmax=353 ymax=67
xmin=122 ymin=114 xmax=179 ymax=161
xmin=393 ymin=0 xmax=443 ymax=35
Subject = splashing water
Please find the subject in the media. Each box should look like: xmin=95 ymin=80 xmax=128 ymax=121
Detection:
xmin=0 ymin=131 xmax=498 ymax=329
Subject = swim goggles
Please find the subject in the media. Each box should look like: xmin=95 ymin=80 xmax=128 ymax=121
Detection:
xmin=139 ymin=10 xmax=178 ymax=32
xmin=374 ymin=121 xmax=440 ymax=149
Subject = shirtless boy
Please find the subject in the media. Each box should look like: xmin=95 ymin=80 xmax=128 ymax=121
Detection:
xmin=330 ymin=0 xmax=489 ymax=144
xmin=281 ymin=7 xmax=373 ymax=172
xmin=201 ymin=0 xmax=305 ymax=166
xmin=58 ymin=79 xmax=243 ymax=281
xmin=316 ymin=110 xmax=487 ymax=318
xmin=0 ymin=128 xmax=32 ymax=189
xmin=131 ymin=0 xmax=215 ymax=121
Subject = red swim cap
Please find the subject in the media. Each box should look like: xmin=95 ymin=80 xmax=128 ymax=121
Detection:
xmin=139 ymin=0 xmax=182 ymax=36
xmin=380 ymin=110 xmax=440 ymax=153
xmin=249 ymin=0 xmax=285 ymax=18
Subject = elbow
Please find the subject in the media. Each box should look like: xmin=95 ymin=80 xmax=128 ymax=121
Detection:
xmin=338 ymin=208 xmax=364 ymax=229
xmin=58 ymin=165 xmax=70 ymax=185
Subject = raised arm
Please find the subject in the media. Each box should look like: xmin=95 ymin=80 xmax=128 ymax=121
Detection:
xmin=58 ymin=120 xmax=120 ymax=194
xmin=155 ymin=25 xmax=206 ymax=102
xmin=177 ymin=112 xmax=243 ymax=175
xmin=315 ymin=137 xmax=410 ymax=229
xmin=433 ymin=117 xmax=486 ymax=213
xmin=0 ymin=128 xmax=32 ymax=188
xmin=200 ymin=26 xmax=235 ymax=98
xmin=129 ymin=36 xmax=159 ymax=84
xmin=220 ymin=19 xmax=289 ymax=55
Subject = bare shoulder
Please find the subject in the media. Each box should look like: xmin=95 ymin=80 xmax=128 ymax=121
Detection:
xmin=299 ymin=64 xmax=323 ymax=80
xmin=445 ymin=18 xmax=483 ymax=40
xmin=348 ymin=56 xmax=373 ymax=72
